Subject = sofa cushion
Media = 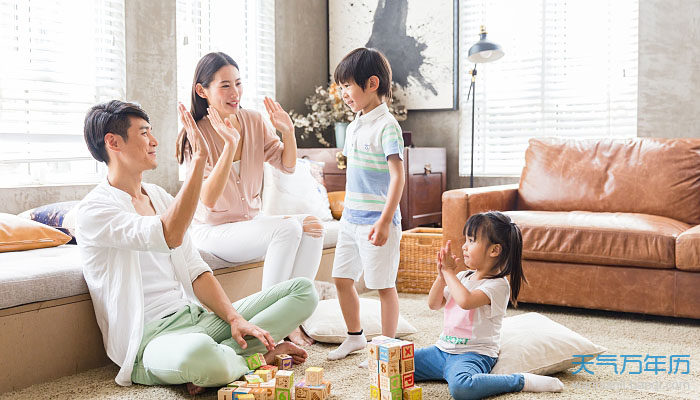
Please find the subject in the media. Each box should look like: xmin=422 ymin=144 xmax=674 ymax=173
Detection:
xmin=0 ymin=213 xmax=72 ymax=253
xmin=505 ymin=210 xmax=689 ymax=268
xmin=676 ymin=225 xmax=700 ymax=272
xmin=518 ymin=138 xmax=700 ymax=225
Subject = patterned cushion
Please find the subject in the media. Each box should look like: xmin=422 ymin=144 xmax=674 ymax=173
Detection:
xmin=18 ymin=201 xmax=78 ymax=244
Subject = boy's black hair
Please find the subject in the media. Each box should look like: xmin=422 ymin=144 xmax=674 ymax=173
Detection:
xmin=83 ymin=100 xmax=150 ymax=164
xmin=334 ymin=47 xmax=392 ymax=100
xmin=463 ymin=211 xmax=527 ymax=307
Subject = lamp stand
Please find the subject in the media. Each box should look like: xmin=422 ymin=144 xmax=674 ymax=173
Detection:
xmin=469 ymin=66 xmax=477 ymax=188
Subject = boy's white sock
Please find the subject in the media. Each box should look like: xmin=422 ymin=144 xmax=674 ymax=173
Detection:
xmin=358 ymin=359 xmax=368 ymax=369
xmin=521 ymin=373 xmax=564 ymax=392
xmin=327 ymin=332 xmax=367 ymax=360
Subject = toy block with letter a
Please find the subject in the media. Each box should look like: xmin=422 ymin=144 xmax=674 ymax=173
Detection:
xmin=275 ymin=354 xmax=293 ymax=370
xmin=246 ymin=353 xmax=266 ymax=370
xmin=304 ymin=366 xmax=324 ymax=386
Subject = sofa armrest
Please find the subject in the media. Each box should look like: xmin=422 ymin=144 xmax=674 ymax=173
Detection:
xmin=442 ymin=184 xmax=519 ymax=262
xmin=677 ymin=224 xmax=700 ymax=272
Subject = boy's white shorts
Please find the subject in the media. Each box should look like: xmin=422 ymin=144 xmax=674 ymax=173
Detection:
xmin=332 ymin=219 xmax=402 ymax=289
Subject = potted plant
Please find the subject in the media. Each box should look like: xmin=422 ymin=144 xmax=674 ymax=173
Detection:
xmin=291 ymin=82 xmax=407 ymax=148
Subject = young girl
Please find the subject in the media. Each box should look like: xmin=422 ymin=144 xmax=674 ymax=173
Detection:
xmin=414 ymin=211 xmax=564 ymax=399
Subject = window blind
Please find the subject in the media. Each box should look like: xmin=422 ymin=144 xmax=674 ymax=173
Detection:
xmin=176 ymin=0 xmax=276 ymax=114
xmin=459 ymin=0 xmax=638 ymax=177
xmin=0 ymin=0 xmax=125 ymax=187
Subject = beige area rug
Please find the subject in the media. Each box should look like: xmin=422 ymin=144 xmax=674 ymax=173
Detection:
xmin=2 ymin=290 xmax=699 ymax=400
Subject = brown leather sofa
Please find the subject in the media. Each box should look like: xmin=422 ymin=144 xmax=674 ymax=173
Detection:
xmin=442 ymin=137 xmax=700 ymax=319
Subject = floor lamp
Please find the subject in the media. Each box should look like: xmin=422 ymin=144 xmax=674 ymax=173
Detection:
xmin=467 ymin=26 xmax=504 ymax=187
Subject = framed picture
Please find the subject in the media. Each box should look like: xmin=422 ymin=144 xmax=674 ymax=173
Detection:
xmin=328 ymin=0 xmax=458 ymax=111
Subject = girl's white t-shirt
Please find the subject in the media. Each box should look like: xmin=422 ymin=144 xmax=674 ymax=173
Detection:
xmin=436 ymin=270 xmax=510 ymax=357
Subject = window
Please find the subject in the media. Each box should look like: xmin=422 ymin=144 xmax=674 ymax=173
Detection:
xmin=459 ymin=0 xmax=638 ymax=177
xmin=0 ymin=0 xmax=126 ymax=187
xmin=176 ymin=0 xmax=275 ymax=114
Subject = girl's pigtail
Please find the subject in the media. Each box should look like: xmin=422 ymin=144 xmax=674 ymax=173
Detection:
xmin=506 ymin=222 xmax=526 ymax=307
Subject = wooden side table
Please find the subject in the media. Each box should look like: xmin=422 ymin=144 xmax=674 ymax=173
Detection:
xmin=399 ymin=147 xmax=447 ymax=230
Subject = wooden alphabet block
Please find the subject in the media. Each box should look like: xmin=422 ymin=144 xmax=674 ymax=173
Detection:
xmin=379 ymin=359 xmax=400 ymax=377
xmin=378 ymin=342 xmax=402 ymax=362
xmin=370 ymin=385 xmax=380 ymax=400
xmin=304 ymin=366 xmax=324 ymax=386
xmin=403 ymin=385 xmax=423 ymax=400
xmin=369 ymin=370 xmax=379 ymax=387
xmin=295 ymin=380 xmax=309 ymax=399
xmin=218 ymin=387 xmax=235 ymax=400
xmin=369 ymin=358 xmax=379 ymax=373
xmin=367 ymin=341 xmax=380 ymax=360
xmin=307 ymin=385 xmax=326 ymax=400
xmin=246 ymin=353 xmax=266 ymax=370
xmin=380 ymin=388 xmax=403 ymax=400
xmin=244 ymin=374 xmax=263 ymax=385
xmin=235 ymin=394 xmax=255 ymax=400
xmin=275 ymin=354 xmax=293 ymax=370
xmin=260 ymin=364 xmax=279 ymax=377
xmin=322 ymin=380 xmax=331 ymax=397
xmin=399 ymin=340 xmax=415 ymax=360
xmin=254 ymin=369 xmax=272 ymax=382
xmin=400 ymin=357 xmax=415 ymax=374
xmin=275 ymin=370 xmax=294 ymax=389
xmin=274 ymin=388 xmax=291 ymax=400
xmin=402 ymin=372 xmax=414 ymax=388
xmin=228 ymin=380 xmax=247 ymax=388
xmin=379 ymin=374 xmax=401 ymax=391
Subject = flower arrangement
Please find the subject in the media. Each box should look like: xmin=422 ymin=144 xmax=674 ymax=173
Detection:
xmin=291 ymin=82 xmax=408 ymax=147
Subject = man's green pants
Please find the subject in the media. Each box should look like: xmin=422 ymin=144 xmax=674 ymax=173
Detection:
xmin=131 ymin=277 xmax=318 ymax=386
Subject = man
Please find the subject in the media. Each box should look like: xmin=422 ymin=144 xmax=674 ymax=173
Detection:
xmin=77 ymin=100 xmax=316 ymax=394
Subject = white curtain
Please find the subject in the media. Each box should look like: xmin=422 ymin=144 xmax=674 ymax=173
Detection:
xmin=0 ymin=0 xmax=125 ymax=187
xmin=459 ymin=0 xmax=638 ymax=177
xmin=176 ymin=0 xmax=276 ymax=114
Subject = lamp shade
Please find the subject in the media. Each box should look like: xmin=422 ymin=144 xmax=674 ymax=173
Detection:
xmin=468 ymin=28 xmax=504 ymax=63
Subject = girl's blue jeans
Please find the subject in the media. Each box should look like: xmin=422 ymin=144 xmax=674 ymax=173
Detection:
xmin=414 ymin=345 xmax=525 ymax=400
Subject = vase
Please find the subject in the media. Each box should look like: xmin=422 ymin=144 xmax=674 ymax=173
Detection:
xmin=334 ymin=122 xmax=348 ymax=149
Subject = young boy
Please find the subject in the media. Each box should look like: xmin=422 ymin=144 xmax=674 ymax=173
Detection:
xmin=328 ymin=48 xmax=405 ymax=361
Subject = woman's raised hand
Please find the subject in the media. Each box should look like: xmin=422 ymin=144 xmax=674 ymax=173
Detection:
xmin=178 ymin=102 xmax=208 ymax=162
xmin=207 ymin=107 xmax=240 ymax=146
xmin=264 ymin=97 xmax=294 ymax=137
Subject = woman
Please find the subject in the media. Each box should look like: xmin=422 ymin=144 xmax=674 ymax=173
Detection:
xmin=176 ymin=52 xmax=323 ymax=346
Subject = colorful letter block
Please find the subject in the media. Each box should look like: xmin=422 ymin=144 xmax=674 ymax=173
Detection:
xmin=379 ymin=360 xmax=400 ymax=377
xmin=378 ymin=342 xmax=402 ymax=362
xmin=380 ymin=388 xmax=403 ymax=400
xmin=244 ymin=374 xmax=263 ymax=385
xmin=254 ymin=369 xmax=272 ymax=382
xmin=275 ymin=354 xmax=293 ymax=370
xmin=246 ymin=353 xmax=266 ymax=370
xmin=218 ymin=387 xmax=235 ymax=400
xmin=402 ymin=372 xmax=415 ymax=388
xmin=260 ymin=364 xmax=279 ymax=377
xmin=400 ymin=357 xmax=415 ymax=374
xmin=403 ymin=386 xmax=423 ymax=400
xmin=379 ymin=374 xmax=401 ymax=391
xmin=399 ymin=340 xmax=415 ymax=359
xmin=236 ymin=394 xmax=255 ymax=400
xmin=304 ymin=367 xmax=324 ymax=386
xmin=274 ymin=388 xmax=290 ymax=400
xmin=370 ymin=385 xmax=380 ymax=400
xmin=295 ymin=380 xmax=309 ymax=399
xmin=275 ymin=369 xmax=294 ymax=389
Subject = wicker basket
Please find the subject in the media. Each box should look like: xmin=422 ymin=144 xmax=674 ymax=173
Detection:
xmin=397 ymin=227 xmax=442 ymax=293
